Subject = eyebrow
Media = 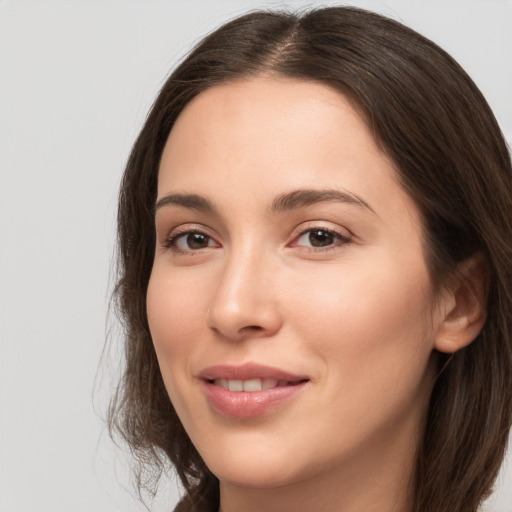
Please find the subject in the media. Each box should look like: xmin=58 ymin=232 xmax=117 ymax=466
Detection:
xmin=270 ymin=188 xmax=376 ymax=215
xmin=155 ymin=193 xmax=217 ymax=213
xmin=154 ymin=188 xmax=375 ymax=216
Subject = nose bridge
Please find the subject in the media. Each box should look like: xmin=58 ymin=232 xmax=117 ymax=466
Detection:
xmin=207 ymin=239 xmax=281 ymax=339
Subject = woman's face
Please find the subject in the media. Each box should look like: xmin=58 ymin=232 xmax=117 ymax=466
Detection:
xmin=147 ymin=77 xmax=442 ymax=500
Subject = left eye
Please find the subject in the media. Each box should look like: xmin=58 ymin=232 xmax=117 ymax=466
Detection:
xmin=295 ymin=228 xmax=348 ymax=248
xmin=173 ymin=231 xmax=217 ymax=251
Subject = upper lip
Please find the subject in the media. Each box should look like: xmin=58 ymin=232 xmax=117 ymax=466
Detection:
xmin=198 ymin=362 xmax=309 ymax=382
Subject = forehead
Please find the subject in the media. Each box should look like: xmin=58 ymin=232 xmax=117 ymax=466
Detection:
xmin=162 ymin=77 xmax=377 ymax=178
xmin=158 ymin=77 xmax=420 ymax=229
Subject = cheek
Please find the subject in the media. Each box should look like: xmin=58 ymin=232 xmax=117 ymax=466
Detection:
xmin=285 ymin=261 xmax=436 ymax=458
xmin=147 ymin=267 xmax=208 ymax=360
xmin=146 ymin=266 xmax=212 ymax=430
xmin=146 ymin=268 xmax=210 ymax=429
xmin=292 ymin=256 xmax=431 ymax=329
xmin=288 ymin=254 xmax=435 ymax=388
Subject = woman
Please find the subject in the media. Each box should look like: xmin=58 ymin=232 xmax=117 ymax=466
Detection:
xmin=109 ymin=6 xmax=512 ymax=512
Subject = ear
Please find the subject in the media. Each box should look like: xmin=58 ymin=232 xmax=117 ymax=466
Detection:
xmin=434 ymin=253 xmax=490 ymax=354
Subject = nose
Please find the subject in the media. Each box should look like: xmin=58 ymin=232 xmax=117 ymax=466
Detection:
xmin=206 ymin=248 xmax=283 ymax=342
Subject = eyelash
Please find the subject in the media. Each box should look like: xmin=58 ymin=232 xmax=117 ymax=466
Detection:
xmin=161 ymin=226 xmax=217 ymax=255
xmin=161 ymin=226 xmax=352 ymax=255
xmin=291 ymin=226 xmax=352 ymax=252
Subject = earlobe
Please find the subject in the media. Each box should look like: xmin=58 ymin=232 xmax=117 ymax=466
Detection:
xmin=434 ymin=253 xmax=490 ymax=354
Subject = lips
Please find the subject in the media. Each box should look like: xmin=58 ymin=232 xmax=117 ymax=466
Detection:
xmin=198 ymin=363 xmax=310 ymax=418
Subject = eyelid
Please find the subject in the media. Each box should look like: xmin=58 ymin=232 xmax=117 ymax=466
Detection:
xmin=288 ymin=222 xmax=353 ymax=251
xmin=161 ymin=223 xmax=221 ymax=252
xmin=290 ymin=220 xmax=352 ymax=239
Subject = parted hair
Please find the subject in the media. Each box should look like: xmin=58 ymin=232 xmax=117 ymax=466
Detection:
xmin=109 ymin=6 xmax=512 ymax=512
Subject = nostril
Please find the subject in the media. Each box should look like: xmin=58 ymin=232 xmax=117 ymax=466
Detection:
xmin=243 ymin=325 xmax=264 ymax=332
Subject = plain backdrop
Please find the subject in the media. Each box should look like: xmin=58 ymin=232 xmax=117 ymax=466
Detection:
xmin=1 ymin=1 xmax=511 ymax=511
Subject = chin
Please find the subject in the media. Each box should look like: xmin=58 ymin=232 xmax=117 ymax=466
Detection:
xmin=213 ymin=463 xmax=298 ymax=490
xmin=202 ymin=443 xmax=303 ymax=489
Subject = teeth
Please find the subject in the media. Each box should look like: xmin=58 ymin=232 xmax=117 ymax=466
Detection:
xmin=228 ymin=379 xmax=243 ymax=392
xmin=243 ymin=378 xmax=262 ymax=391
xmin=214 ymin=379 xmax=229 ymax=390
xmin=213 ymin=378 xmax=281 ymax=392
xmin=262 ymin=378 xmax=279 ymax=389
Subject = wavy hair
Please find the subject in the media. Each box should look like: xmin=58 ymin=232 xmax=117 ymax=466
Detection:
xmin=109 ymin=6 xmax=512 ymax=512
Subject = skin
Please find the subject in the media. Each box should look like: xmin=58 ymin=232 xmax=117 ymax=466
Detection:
xmin=147 ymin=77 xmax=466 ymax=512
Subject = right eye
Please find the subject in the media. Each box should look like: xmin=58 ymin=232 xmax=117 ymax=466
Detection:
xmin=164 ymin=230 xmax=219 ymax=254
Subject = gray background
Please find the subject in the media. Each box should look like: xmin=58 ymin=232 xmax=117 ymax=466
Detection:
xmin=1 ymin=1 xmax=511 ymax=511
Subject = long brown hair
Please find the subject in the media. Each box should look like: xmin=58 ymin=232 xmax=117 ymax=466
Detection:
xmin=109 ymin=6 xmax=512 ymax=512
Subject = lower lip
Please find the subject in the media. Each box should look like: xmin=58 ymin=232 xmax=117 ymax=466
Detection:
xmin=202 ymin=380 xmax=308 ymax=419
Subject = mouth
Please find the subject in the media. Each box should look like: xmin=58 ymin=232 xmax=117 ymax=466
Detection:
xmin=198 ymin=363 xmax=310 ymax=418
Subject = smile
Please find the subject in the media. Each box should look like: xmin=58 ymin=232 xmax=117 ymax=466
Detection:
xmin=199 ymin=363 xmax=310 ymax=418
